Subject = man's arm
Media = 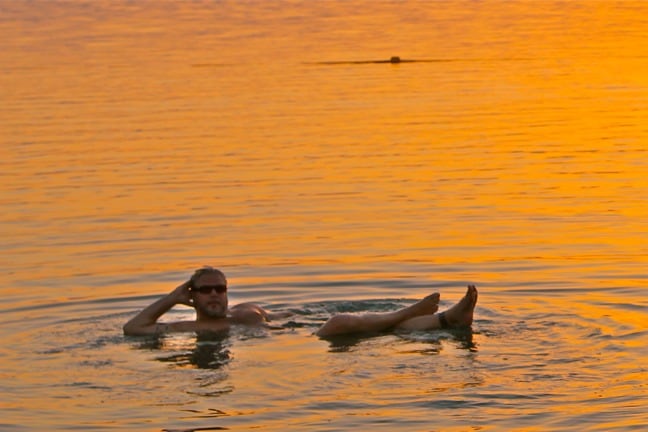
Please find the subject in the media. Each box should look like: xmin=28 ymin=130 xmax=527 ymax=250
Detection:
xmin=123 ymin=281 xmax=192 ymax=336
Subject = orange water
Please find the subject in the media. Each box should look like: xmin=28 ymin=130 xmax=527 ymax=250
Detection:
xmin=1 ymin=1 xmax=647 ymax=430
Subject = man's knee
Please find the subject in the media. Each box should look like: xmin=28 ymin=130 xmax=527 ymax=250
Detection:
xmin=316 ymin=314 xmax=357 ymax=337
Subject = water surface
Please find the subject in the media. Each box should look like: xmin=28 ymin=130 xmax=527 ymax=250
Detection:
xmin=1 ymin=0 xmax=647 ymax=430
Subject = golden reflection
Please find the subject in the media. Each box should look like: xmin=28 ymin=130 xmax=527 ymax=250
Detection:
xmin=1 ymin=1 xmax=647 ymax=429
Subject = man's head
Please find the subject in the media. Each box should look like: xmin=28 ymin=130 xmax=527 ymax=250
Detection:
xmin=189 ymin=266 xmax=228 ymax=319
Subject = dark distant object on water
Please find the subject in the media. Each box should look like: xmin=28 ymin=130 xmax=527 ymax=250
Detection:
xmin=368 ymin=56 xmax=408 ymax=64
xmin=307 ymin=56 xmax=452 ymax=66
xmin=369 ymin=56 xmax=408 ymax=64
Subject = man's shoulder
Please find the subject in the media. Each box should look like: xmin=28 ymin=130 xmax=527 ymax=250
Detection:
xmin=228 ymin=303 xmax=268 ymax=325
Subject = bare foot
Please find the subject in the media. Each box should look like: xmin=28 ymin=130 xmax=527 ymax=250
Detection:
xmin=443 ymin=285 xmax=478 ymax=327
xmin=408 ymin=293 xmax=440 ymax=318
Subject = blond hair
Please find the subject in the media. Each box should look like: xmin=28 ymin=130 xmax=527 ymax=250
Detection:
xmin=189 ymin=266 xmax=227 ymax=288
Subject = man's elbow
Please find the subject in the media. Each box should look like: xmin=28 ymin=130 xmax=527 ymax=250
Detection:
xmin=123 ymin=321 xmax=142 ymax=336
xmin=123 ymin=323 xmax=133 ymax=336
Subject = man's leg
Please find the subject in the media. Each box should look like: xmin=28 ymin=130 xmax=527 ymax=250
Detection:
xmin=395 ymin=285 xmax=478 ymax=331
xmin=315 ymin=293 xmax=440 ymax=338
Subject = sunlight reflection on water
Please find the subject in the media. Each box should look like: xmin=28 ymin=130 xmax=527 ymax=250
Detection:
xmin=1 ymin=0 xmax=647 ymax=430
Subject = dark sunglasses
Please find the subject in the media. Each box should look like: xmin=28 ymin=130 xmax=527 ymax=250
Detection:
xmin=192 ymin=284 xmax=227 ymax=294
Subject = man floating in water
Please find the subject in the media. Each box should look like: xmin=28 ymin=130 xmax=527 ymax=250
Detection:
xmin=123 ymin=266 xmax=478 ymax=337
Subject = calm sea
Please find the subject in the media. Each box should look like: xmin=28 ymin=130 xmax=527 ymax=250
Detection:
xmin=1 ymin=0 xmax=646 ymax=430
